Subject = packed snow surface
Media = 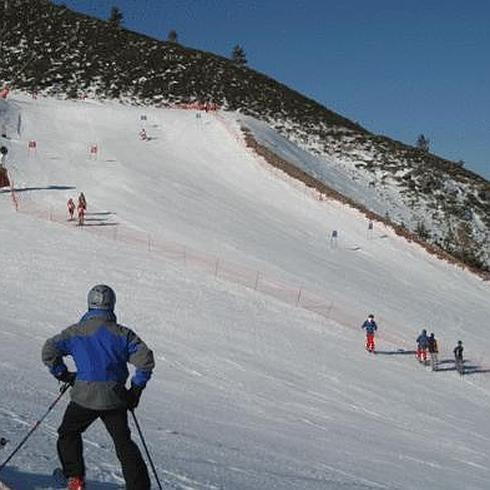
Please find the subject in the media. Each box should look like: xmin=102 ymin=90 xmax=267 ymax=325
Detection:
xmin=0 ymin=94 xmax=489 ymax=489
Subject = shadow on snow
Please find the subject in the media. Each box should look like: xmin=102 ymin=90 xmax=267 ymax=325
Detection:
xmin=374 ymin=349 xmax=417 ymax=356
xmin=1 ymin=185 xmax=76 ymax=193
xmin=80 ymin=222 xmax=119 ymax=227
xmin=432 ymin=359 xmax=490 ymax=375
xmin=376 ymin=351 xmax=490 ymax=376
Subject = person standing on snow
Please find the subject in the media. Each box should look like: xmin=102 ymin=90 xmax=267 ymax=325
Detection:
xmin=416 ymin=329 xmax=429 ymax=363
xmin=42 ymin=285 xmax=155 ymax=490
xmin=427 ymin=332 xmax=439 ymax=371
xmin=77 ymin=202 xmax=85 ymax=226
xmin=361 ymin=314 xmax=378 ymax=352
xmin=78 ymin=192 xmax=86 ymax=211
xmin=0 ymin=146 xmax=8 ymax=189
xmin=0 ymin=145 xmax=7 ymax=166
xmin=454 ymin=340 xmax=464 ymax=375
xmin=67 ymin=198 xmax=75 ymax=220
xmin=139 ymin=128 xmax=148 ymax=141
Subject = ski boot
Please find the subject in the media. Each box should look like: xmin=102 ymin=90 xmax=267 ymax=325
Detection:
xmin=67 ymin=476 xmax=85 ymax=490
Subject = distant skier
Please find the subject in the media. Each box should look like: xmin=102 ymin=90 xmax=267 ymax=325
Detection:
xmin=361 ymin=314 xmax=378 ymax=353
xmin=0 ymin=85 xmax=10 ymax=100
xmin=67 ymin=198 xmax=75 ymax=220
xmin=454 ymin=340 xmax=464 ymax=375
xmin=427 ymin=332 xmax=439 ymax=371
xmin=139 ymin=128 xmax=148 ymax=141
xmin=0 ymin=147 xmax=9 ymax=188
xmin=78 ymin=192 xmax=86 ymax=211
xmin=42 ymin=285 xmax=155 ymax=490
xmin=77 ymin=203 xmax=85 ymax=226
xmin=0 ymin=145 xmax=7 ymax=166
xmin=416 ymin=329 xmax=429 ymax=363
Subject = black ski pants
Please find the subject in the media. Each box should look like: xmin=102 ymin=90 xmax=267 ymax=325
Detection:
xmin=57 ymin=402 xmax=151 ymax=490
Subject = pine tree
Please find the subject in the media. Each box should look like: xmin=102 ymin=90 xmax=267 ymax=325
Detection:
xmin=415 ymin=220 xmax=430 ymax=240
xmin=416 ymin=134 xmax=430 ymax=153
xmin=108 ymin=6 xmax=123 ymax=27
xmin=231 ymin=44 xmax=247 ymax=66
xmin=167 ymin=30 xmax=178 ymax=43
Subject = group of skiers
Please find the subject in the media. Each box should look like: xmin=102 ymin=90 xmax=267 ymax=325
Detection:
xmin=361 ymin=314 xmax=465 ymax=374
xmin=415 ymin=329 xmax=465 ymax=374
xmin=415 ymin=329 xmax=440 ymax=370
xmin=67 ymin=193 xmax=86 ymax=226
xmin=40 ymin=296 xmax=470 ymax=490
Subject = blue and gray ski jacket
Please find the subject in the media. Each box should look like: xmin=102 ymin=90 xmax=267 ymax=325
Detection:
xmin=361 ymin=319 xmax=378 ymax=335
xmin=416 ymin=333 xmax=429 ymax=348
xmin=42 ymin=309 xmax=155 ymax=410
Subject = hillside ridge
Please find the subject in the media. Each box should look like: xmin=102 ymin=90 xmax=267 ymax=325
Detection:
xmin=0 ymin=0 xmax=488 ymax=270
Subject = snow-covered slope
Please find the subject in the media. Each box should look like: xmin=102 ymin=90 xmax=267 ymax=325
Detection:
xmin=1 ymin=1 xmax=488 ymax=271
xmin=0 ymin=94 xmax=489 ymax=489
xmin=239 ymin=114 xmax=490 ymax=271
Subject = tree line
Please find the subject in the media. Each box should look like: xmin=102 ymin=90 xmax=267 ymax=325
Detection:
xmin=108 ymin=6 xmax=247 ymax=66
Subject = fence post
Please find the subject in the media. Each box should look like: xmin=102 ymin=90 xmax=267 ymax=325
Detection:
xmin=296 ymin=288 xmax=302 ymax=307
xmin=183 ymin=247 xmax=187 ymax=266
xmin=27 ymin=140 xmax=37 ymax=156
xmin=9 ymin=173 xmax=18 ymax=211
xmin=254 ymin=271 xmax=260 ymax=290
xmin=147 ymin=234 xmax=151 ymax=252
xmin=89 ymin=144 xmax=98 ymax=160
xmin=214 ymin=258 xmax=220 ymax=278
xmin=367 ymin=221 xmax=374 ymax=240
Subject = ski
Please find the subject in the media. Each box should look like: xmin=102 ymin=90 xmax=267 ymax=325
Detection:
xmin=52 ymin=468 xmax=67 ymax=488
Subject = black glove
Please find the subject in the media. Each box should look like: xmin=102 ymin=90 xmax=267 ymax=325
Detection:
xmin=56 ymin=371 xmax=76 ymax=386
xmin=126 ymin=385 xmax=144 ymax=410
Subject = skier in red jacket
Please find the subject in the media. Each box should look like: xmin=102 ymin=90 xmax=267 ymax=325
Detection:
xmin=67 ymin=198 xmax=75 ymax=220
xmin=77 ymin=203 xmax=85 ymax=226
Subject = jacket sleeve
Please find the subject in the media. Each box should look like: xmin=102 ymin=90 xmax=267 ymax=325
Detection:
xmin=126 ymin=329 xmax=155 ymax=388
xmin=42 ymin=326 xmax=74 ymax=378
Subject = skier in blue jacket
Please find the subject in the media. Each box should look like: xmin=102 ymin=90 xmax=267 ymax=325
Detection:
xmin=361 ymin=314 xmax=378 ymax=352
xmin=454 ymin=340 xmax=464 ymax=375
xmin=42 ymin=285 xmax=155 ymax=490
xmin=416 ymin=329 xmax=429 ymax=363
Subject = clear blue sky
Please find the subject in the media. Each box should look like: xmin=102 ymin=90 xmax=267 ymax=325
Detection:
xmin=53 ymin=0 xmax=490 ymax=180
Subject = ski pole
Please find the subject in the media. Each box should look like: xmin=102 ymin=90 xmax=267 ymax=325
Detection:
xmin=130 ymin=410 xmax=163 ymax=490
xmin=0 ymin=383 xmax=70 ymax=473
